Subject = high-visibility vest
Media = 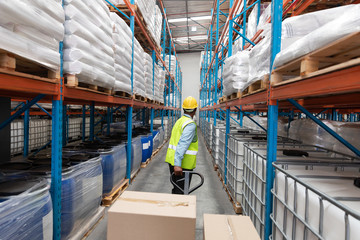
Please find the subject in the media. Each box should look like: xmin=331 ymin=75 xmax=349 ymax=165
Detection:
xmin=165 ymin=116 xmax=198 ymax=170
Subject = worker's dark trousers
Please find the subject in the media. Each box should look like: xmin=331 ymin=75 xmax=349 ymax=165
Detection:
xmin=169 ymin=164 xmax=193 ymax=194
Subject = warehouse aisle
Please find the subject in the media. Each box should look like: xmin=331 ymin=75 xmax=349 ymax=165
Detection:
xmin=128 ymin=131 xmax=235 ymax=239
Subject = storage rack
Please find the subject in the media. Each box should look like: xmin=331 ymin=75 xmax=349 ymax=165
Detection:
xmin=199 ymin=0 xmax=360 ymax=239
xmin=0 ymin=0 xmax=182 ymax=239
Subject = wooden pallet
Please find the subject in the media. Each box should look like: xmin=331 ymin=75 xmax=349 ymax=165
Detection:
xmin=219 ymin=96 xmax=226 ymax=103
xmin=141 ymin=158 xmax=151 ymax=168
xmin=65 ymin=75 xmax=113 ymax=95
xmin=271 ymin=32 xmax=360 ymax=86
xmin=213 ymin=164 xmax=218 ymax=171
xmin=130 ymin=167 xmax=141 ymax=181
xmin=218 ymin=172 xmax=242 ymax=214
xmin=242 ymin=75 xmax=269 ymax=96
xmin=102 ymin=178 xmax=129 ymax=207
xmin=220 ymin=91 xmax=242 ymax=103
xmin=0 ymin=51 xmax=60 ymax=82
xmin=109 ymin=4 xmax=161 ymax=54
xmin=81 ymin=210 xmax=106 ymax=240
xmin=114 ymin=90 xmax=132 ymax=99
xmin=147 ymin=98 xmax=156 ymax=104
xmin=133 ymin=94 xmax=146 ymax=102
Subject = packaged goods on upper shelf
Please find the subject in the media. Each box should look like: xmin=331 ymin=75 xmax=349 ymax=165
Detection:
xmin=222 ymin=50 xmax=250 ymax=96
xmin=247 ymin=24 xmax=271 ymax=85
xmin=106 ymin=0 xmax=163 ymax=46
xmin=274 ymin=4 xmax=360 ymax=68
xmin=111 ymin=12 xmax=132 ymax=93
xmin=0 ymin=0 xmax=65 ymax=71
xmin=289 ymin=119 xmax=360 ymax=157
xmin=246 ymin=4 xmax=259 ymax=42
xmin=64 ymin=0 xmax=115 ymax=89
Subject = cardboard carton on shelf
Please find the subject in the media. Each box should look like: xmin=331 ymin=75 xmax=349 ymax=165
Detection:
xmin=203 ymin=214 xmax=260 ymax=240
xmin=107 ymin=191 xmax=196 ymax=240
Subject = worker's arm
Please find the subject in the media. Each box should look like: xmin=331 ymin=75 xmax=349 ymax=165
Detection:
xmin=174 ymin=123 xmax=196 ymax=175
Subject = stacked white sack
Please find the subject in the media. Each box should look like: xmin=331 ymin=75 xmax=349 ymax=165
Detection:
xmin=154 ymin=6 xmax=163 ymax=46
xmin=133 ymin=38 xmax=146 ymax=96
xmin=109 ymin=0 xmax=162 ymax=46
xmin=274 ymin=4 xmax=360 ymax=68
xmin=159 ymin=69 xmax=166 ymax=103
xmin=164 ymin=54 xmax=177 ymax=76
xmin=63 ymin=0 xmax=115 ymax=89
xmin=222 ymin=50 xmax=250 ymax=96
xmin=247 ymin=3 xmax=349 ymax=85
xmin=144 ymin=53 xmax=154 ymax=99
xmin=0 ymin=0 xmax=65 ymax=71
xmin=110 ymin=13 xmax=132 ymax=93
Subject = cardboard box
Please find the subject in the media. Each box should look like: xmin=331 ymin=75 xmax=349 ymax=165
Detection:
xmin=203 ymin=214 xmax=260 ymax=240
xmin=107 ymin=191 xmax=196 ymax=240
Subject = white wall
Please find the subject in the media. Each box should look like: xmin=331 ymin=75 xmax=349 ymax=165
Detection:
xmin=178 ymin=52 xmax=201 ymax=121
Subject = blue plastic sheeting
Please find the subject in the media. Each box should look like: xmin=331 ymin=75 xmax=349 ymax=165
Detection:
xmin=130 ymin=136 xmax=143 ymax=175
xmin=28 ymin=154 xmax=103 ymax=239
xmin=0 ymin=176 xmax=53 ymax=240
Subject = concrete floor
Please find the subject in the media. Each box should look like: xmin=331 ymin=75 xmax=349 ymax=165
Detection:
xmin=127 ymin=131 xmax=235 ymax=239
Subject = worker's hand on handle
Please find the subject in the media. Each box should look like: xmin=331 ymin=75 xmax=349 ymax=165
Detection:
xmin=174 ymin=166 xmax=183 ymax=176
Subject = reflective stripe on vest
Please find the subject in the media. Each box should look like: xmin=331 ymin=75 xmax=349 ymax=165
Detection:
xmin=168 ymin=144 xmax=198 ymax=155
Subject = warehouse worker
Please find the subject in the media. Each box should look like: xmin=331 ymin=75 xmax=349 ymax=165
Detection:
xmin=166 ymin=96 xmax=199 ymax=194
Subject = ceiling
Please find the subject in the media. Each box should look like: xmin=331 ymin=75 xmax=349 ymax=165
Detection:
xmin=162 ymin=0 xmax=229 ymax=53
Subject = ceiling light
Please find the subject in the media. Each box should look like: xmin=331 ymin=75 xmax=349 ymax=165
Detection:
xmin=168 ymin=15 xmax=212 ymax=23
xmin=190 ymin=16 xmax=212 ymax=21
xmin=168 ymin=18 xmax=187 ymax=23
xmin=191 ymin=26 xmax=197 ymax=32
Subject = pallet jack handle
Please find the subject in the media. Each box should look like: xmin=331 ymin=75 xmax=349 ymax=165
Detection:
xmin=170 ymin=171 xmax=204 ymax=195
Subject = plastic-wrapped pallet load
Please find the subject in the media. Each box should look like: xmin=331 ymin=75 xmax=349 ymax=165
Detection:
xmin=0 ymin=176 xmax=53 ymax=240
xmin=131 ymin=136 xmax=143 ymax=175
xmin=274 ymin=4 xmax=360 ymax=69
xmin=222 ymin=50 xmax=250 ymax=96
xmin=0 ymin=0 xmax=64 ymax=72
xmin=242 ymin=143 xmax=359 ymax=239
xmin=289 ymin=119 xmax=360 ymax=157
xmin=63 ymin=0 xmax=115 ymax=89
xmin=272 ymin=161 xmax=360 ymax=240
xmin=29 ymin=153 xmax=103 ymax=240
xmin=110 ymin=13 xmax=132 ymax=93
xmin=64 ymin=140 xmax=127 ymax=196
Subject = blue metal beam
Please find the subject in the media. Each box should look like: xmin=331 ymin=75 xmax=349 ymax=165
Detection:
xmin=126 ymin=106 xmax=133 ymax=181
xmin=104 ymin=0 xmax=130 ymax=20
xmin=288 ymin=98 xmax=360 ymax=157
xmin=35 ymin=103 xmax=52 ymax=118
xmin=0 ymin=94 xmax=45 ymax=130
xmin=51 ymin=99 xmax=63 ymax=240
xmin=82 ymin=105 xmax=86 ymax=141
xmin=89 ymin=102 xmax=95 ymax=141
xmin=23 ymin=101 xmax=29 ymax=157
xmin=234 ymin=106 xmax=267 ymax=132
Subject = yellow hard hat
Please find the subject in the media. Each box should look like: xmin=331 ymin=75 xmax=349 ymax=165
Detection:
xmin=182 ymin=96 xmax=198 ymax=110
